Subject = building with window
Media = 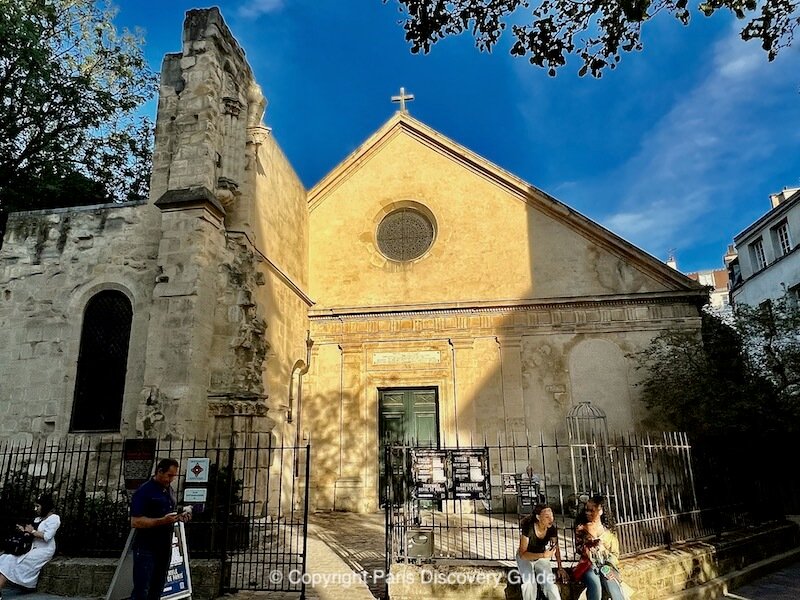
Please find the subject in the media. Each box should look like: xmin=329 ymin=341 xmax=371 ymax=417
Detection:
xmin=728 ymin=187 xmax=800 ymax=307
xmin=0 ymin=9 xmax=708 ymax=511
xmin=686 ymin=268 xmax=730 ymax=312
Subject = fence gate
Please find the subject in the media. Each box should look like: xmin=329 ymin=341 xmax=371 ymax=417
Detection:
xmin=0 ymin=433 xmax=311 ymax=597
xmin=384 ymin=431 xmax=725 ymax=569
xmin=210 ymin=433 xmax=311 ymax=595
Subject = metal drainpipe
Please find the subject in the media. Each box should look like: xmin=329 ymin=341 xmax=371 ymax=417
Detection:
xmin=287 ymin=359 xmax=305 ymax=425
xmin=293 ymin=331 xmax=314 ymax=476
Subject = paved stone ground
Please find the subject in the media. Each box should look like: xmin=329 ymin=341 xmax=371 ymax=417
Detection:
xmin=7 ymin=520 xmax=800 ymax=600
xmin=719 ymin=559 xmax=800 ymax=600
xmin=0 ymin=515 xmax=385 ymax=600
xmin=0 ymin=588 xmax=95 ymax=600
xmin=222 ymin=513 xmax=385 ymax=600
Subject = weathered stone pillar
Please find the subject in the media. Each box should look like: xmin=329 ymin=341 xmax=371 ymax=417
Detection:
xmin=304 ymin=342 xmax=343 ymax=510
xmin=138 ymin=194 xmax=227 ymax=439
xmin=497 ymin=335 xmax=526 ymax=438
xmin=335 ymin=343 xmax=367 ymax=511
xmin=449 ymin=338 xmax=477 ymax=446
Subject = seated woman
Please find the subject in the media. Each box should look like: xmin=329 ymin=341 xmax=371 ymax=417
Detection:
xmin=516 ymin=503 xmax=567 ymax=600
xmin=0 ymin=494 xmax=61 ymax=598
xmin=574 ymin=495 xmax=625 ymax=600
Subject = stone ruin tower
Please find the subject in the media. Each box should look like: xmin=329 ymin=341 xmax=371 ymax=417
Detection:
xmin=0 ymin=8 xmax=310 ymax=443
xmin=143 ymin=7 xmax=308 ymax=441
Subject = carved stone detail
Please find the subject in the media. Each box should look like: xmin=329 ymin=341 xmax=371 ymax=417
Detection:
xmin=208 ymin=398 xmax=269 ymax=417
xmin=247 ymin=126 xmax=272 ymax=147
xmin=207 ymin=237 xmax=271 ymax=399
xmin=222 ymin=96 xmax=244 ymax=117
xmin=215 ymin=176 xmax=240 ymax=209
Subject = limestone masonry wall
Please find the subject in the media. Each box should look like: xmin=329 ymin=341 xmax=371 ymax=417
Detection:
xmin=0 ymin=203 xmax=160 ymax=439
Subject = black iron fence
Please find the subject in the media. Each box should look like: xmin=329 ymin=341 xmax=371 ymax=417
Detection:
xmin=0 ymin=433 xmax=310 ymax=595
xmin=384 ymin=431 xmax=775 ymax=567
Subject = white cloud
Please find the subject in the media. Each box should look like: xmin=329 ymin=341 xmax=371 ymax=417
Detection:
xmin=238 ymin=0 xmax=284 ymax=19
xmin=597 ymin=27 xmax=800 ymax=258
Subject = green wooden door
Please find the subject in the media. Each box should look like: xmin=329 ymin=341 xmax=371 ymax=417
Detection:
xmin=379 ymin=387 xmax=439 ymax=504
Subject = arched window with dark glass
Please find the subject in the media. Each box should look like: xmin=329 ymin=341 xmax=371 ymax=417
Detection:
xmin=70 ymin=290 xmax=133 ymax=432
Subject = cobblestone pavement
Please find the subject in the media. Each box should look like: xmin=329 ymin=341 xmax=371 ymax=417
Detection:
xmin=222 ymin=512 xmax=385 ymax=600
xmin=308 ymin=512 xmax=387 ymax=599
xmin=719 ymin=560 xmax=800 ymax=599
xmin=1 ymin=588 xmax=95 ymax=600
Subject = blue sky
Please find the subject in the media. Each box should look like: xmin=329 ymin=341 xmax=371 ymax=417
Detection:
xmin=114 ymin=0 xmax=800 ymax=274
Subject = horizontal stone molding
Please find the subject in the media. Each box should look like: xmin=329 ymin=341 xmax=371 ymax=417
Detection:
xmin=310 ymin=300 xmax=701 ymax=342
xmin=309 ymin=291 xmax=705 ymax=320
xmin=208 ymin=396 xmax=269 ymax=417
xmin=154 ymin=186 xmax=226 ymax=220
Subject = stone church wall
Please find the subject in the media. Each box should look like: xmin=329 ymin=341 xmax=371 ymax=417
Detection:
xmin=0 ymin=202 xmax=161 ymax=440
xmin=305 ymin=299 xmax=701 ymax=512
xmin=0 ymin=8 xmax=705 ymax=520
xmin=236 ymin=131 xmax=311 ymax=433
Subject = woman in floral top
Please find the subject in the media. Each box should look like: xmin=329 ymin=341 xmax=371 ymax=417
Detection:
xmin=574 ymin=495 xmax=625 ymax=600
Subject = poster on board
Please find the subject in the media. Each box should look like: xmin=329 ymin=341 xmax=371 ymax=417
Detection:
xmin=162 ymin=521 xmax=192 ymax=600
xmin=410 ymin=448 xmax=449 ymax=499
xmin=450 ymin=448 xmax=490 ymax=500
xmin=123 ymin=438 xmax=157 ymax=495
xmin=105 ymin=522 xmax=192 ymax=600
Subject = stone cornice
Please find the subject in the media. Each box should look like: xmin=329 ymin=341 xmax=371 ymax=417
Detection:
xmin=155 ymin=186 xmax=226 ymax=221
xmin=308 ymin=291 xmax=705 ymax=321
xmin=309 ymin=298 xmax=701 ymax=344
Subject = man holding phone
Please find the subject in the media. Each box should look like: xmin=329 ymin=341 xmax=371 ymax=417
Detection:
xmin=130 ymin=458 xmax=192 ymax=600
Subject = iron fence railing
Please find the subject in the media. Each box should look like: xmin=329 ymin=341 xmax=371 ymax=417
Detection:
xmin=384 ymin=431 xmax=771 ymax=566
xmin=0 ymin=433 xmax=310 ymax=595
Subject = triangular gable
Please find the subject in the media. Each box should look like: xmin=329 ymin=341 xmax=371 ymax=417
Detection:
xmin=308 ymin=113 xmax=704 ymax=295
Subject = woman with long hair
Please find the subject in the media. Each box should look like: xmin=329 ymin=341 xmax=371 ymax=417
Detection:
xmin=574 ymin=495 xmax=626 ymax=600
xmin=0 ymin=494 xmax=61 ymax=597
xmin=516 ymin=503 xmax=567 ymax=600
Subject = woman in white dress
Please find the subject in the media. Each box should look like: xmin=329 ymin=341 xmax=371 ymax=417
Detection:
xmin=0 ymin=494 xmax=61 ymax=596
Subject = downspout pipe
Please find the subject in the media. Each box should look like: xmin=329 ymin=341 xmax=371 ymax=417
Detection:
xmin=287 ymin=331 xmax=314 ymax=423
xmin=291 ymin=332 xmax=314 ymax=477
xmin=287 ymin=359 xmax=306 ymax=424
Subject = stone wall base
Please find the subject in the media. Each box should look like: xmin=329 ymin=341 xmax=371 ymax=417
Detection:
xmin=388 ymin=521 xmax=800 ymax=600
xmin=36 ymin=557 xmax=222 ymax=600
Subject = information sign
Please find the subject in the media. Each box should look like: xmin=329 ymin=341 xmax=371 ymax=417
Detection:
xmin=184 ymin=458 xmax=210 ymax=484
xmin=183 ymin=488 xmax=208 ymax=503
xmin=501 ymin=473 xmax=518 ymax=495
xmin=123 ymin=439 xmax=157 ymax=494
xmin=410 ymin=449 xmax=449 ymax=499
xmin=516 ymin=474 xmax=544 ymax=514
xmin=450 ymin=449 xmax=490 ymax=500
xmin=162 ymin=521 xmax=193 ymax=600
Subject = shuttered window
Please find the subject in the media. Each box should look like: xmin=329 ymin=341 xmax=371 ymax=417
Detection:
xmin=70 ymin=290 xmax=133 ymax=432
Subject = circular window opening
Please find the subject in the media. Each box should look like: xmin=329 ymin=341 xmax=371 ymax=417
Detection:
xmin=376 ymin=208 xmax=435 ymax=261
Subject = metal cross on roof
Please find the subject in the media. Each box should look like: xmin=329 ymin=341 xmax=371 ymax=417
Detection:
xmin=391 ymin=87 xmax=415 ymax=113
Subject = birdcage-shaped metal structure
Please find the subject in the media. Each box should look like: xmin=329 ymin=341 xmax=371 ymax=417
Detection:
xmin=567 ymin=401 xmax=610 ymax=508
xmin=567 ymin=401 xmax=608 ymax=444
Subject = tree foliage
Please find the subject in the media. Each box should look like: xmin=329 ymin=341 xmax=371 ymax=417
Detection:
xmin=386 ymin=0 xmax=799 ymax=76
xmin=736 ymin=298 xmax=800 ymax=402
xmin=0 ymin=0 xmax=157 ymax=216
xmin=633 ymin=299 xmax=800 ymax=439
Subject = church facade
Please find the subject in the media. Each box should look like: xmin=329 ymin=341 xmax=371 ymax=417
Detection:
xmin=0 ymin=9 xmax=705 ymax=511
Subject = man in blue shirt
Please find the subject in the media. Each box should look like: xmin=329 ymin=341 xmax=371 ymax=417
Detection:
xmin=130 ymin=458 xmax=191 ymax=600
